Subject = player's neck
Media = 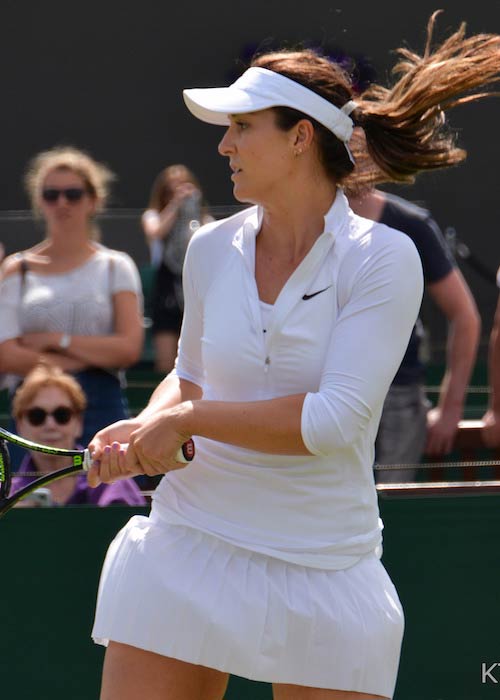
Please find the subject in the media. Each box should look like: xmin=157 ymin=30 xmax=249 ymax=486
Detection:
xmin=258 ymin=182 xmax=337 ymax=261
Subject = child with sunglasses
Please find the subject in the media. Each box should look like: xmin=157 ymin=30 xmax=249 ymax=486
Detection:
xmin=0 ymin=146 xmax=144 ymax=460
xmin=10 ymin=364 xmax=145 ymax=507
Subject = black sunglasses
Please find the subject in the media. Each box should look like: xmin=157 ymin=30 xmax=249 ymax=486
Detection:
xmin=41 ymin=187 xmax=87 ymax=203
xmin=24 ymin=406 xmax=76 ymax=427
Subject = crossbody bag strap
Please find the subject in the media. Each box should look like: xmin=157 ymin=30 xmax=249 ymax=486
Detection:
xmin=19 ymin=256 xmax=29 ymax=299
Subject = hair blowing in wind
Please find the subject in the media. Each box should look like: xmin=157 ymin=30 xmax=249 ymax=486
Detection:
xmin=345 ymin=10 xmax=500 ymax=191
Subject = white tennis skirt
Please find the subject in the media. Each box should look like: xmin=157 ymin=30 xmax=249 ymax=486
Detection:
xmin=92 ymin=513 xmax=404 ymax=698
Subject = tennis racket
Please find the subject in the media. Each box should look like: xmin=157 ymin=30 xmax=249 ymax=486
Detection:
xmin=0 ymin=426 xmax=195 ymax=518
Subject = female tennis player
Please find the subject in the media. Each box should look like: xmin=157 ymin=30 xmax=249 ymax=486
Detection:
xmin=88 ymin=14 xmax=500 ymax=700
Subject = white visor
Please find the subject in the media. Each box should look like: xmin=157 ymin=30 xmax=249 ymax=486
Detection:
xmin=183 ymin=67 xmax=356 ymax=144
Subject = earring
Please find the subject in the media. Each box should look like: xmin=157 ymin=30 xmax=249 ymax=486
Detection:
xmin=295 ymin=149 xmax=303 ymax=157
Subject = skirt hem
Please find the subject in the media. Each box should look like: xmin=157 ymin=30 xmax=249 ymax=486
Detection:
xmin=92 ymin=632 xmax=393 ymax=696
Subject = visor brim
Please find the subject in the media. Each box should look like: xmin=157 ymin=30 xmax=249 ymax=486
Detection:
xmin=183 ymin=87 xmax=273 ymax=126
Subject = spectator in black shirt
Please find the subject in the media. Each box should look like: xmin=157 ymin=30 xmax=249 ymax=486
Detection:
xmin=349 ymin=188 xmax=480 ymax=481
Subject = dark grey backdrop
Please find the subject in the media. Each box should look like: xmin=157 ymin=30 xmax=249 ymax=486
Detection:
xmin=1 ymin=0 xmax=499 ymax=361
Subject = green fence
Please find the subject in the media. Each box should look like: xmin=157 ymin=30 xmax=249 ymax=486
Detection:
xmin=2 ymin=492 xmax=499 ymax=699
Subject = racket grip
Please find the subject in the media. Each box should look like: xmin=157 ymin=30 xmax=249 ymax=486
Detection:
xmin=177 ymin=439 xmax=196 ymax=463
xmin=82 ymin=440 xmax=195 ymax=470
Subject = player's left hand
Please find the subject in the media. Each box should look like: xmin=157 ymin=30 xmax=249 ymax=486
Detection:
xmin=87 ymin=418 xmax=143 ymax=487
xmin=90 ymin=441 xmax=140 ymax=485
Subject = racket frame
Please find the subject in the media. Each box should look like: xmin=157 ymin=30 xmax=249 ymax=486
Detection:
xmin=0 ymin=426 xmax=194 ymax=517
xmin=0 ymin=426 xmax=91 ymax=517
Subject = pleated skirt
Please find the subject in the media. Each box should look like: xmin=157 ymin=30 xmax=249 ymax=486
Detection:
xmin=92 ymin=513 xmax=404 ymax=697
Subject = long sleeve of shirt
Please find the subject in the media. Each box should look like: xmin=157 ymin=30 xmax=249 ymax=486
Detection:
xmin=302 ymin=226 xmax=423 ymax=455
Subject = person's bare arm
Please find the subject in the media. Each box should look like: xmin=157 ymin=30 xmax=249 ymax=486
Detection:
xmin=142 ymin=184 xmax=198 ymax=241
xmin=482 ymin=293 xmax=500 ymax=447
xmin=0 ymin=338 xmax=86 ymax=374
xmin=19 ymin=291 xmax=144 ymax=369
xmin=88 ymin=391 xmax=308 ymax=486
xmin=87 ymin=374 xmax=204 ymax=486
xmin=425 ymin=268 xmax=480 ymax=455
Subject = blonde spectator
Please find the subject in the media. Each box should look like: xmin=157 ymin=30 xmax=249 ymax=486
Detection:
xmin=0 ymin=146 xmax=144 ymax=449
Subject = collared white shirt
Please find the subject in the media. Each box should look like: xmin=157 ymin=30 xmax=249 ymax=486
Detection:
xmin=152 ymin=190 xmax=423 ymax=569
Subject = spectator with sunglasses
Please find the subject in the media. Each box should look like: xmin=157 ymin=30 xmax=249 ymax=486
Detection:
xmin=11 ymin=364 xmax=145 ymax=506
xmin=0 ymin=146 xmax=144 ymax=457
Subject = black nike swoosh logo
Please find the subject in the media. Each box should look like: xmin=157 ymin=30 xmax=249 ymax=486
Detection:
xmin=302 ymin=285 xmax=332 ymax=300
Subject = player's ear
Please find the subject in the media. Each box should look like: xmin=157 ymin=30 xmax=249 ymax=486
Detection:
xmin=291 ymin=119 xmax=315 ymax=154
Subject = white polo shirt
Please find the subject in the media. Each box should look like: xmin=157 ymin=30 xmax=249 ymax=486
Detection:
xmin=152 ymin=190 xmax=423 ymax=569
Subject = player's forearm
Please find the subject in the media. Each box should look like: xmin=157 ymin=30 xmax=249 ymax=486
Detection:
xmin=179 ymin=393 xmax=310 ymax=455
xmin=140 ymin=375 xmax=203 ymax=420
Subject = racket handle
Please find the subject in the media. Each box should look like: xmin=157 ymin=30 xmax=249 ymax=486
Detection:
xmin=82 ymin=439 xmax=195 ymax=470
xmin=177 ymin=439 xmax=196 ymax=463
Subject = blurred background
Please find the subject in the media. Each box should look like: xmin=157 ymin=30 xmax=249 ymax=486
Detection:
xmin=2 ymin=4 xmax=500 ymax=699
xmin=0 ymin=0 xmax=499 ymax=368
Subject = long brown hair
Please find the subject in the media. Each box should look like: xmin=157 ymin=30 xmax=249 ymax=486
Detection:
xmin=252 ymin=12 xmax=500 ymax=192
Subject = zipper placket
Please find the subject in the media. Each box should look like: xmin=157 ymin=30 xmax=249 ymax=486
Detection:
xmin=237 ymin=221 xmax=271 ymax=375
